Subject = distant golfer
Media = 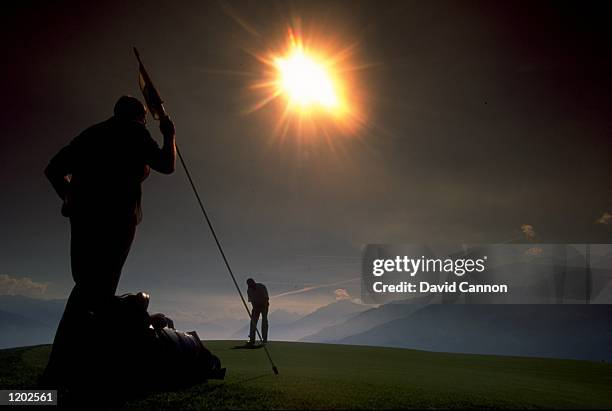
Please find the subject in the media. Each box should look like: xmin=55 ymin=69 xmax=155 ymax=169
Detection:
xmin=246 ymin=278 xmax=269 ymax=345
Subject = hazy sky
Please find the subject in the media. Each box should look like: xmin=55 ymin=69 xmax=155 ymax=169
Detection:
xmin=1 ymin=1 xmax=611 ymax=319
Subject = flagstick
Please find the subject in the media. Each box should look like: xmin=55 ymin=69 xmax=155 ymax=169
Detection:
xmin=134 ymin=46 xmax=279 ymax=375
xmin=176 ymin=144 xmax=279 ymax=375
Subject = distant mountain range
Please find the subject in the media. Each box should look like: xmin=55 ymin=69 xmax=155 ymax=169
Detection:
xmin=306 ymin=303 xmax=612 ymax=361
xmin=302 ymin=297 xmax=431 ymax=343
xmin=232 ymin=299 xmax=369 ymax=341
xmin=2 ymin=293 xmax=611 ymax=361
xmin=186 ymin=309 xmax=303 ymax=341
xmin=0 ymin=295 xmax=66 ymax=348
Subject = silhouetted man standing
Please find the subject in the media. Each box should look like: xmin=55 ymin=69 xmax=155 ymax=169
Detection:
xmin=246 ymin=278 xmax=269 ymax=345
xmin=42 ymin=96 xmax=176 ymax=386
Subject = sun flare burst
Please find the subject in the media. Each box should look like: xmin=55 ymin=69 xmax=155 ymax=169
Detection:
xmin=274 ymin=45 xmax=340 ymax=110
xmin=248 ymin=27 xmax=365 ymax=140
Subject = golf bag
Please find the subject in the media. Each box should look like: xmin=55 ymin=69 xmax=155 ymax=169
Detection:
xmin=106 ymin=292 xmax=225 ymax=388
xmin=59 ymin=291 xmax=225 ymax=395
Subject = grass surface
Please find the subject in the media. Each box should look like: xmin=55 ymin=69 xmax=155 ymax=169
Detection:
xmin=1 ymin=341 xmax=611 ymax=409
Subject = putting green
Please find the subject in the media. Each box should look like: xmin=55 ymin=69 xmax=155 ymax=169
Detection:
xmin=1 ymin=341 xmax=611 ymax=409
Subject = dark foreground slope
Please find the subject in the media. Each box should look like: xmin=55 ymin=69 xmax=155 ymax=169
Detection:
xmin=1 ymin=341 xmax=611 ymax=409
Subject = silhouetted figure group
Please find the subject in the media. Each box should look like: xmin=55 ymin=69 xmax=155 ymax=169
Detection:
xmin=41 ymin=97 xmax=224 ymax=399
xmin=42 ymin=96 xmax=176 ymax=389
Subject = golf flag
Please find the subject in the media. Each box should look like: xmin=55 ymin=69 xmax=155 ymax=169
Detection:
xmin=134 ymin=47 xmax=166 ymax=120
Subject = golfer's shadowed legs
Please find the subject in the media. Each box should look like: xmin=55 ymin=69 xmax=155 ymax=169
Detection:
xmin=249 ymin=306 xmax=262 ymax=344
xmin=261 ymin=304 xmax=269 ymax=343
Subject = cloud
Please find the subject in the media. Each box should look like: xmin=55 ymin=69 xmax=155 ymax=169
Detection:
xmin=521 ymin=224 xmax=536 ymax=241
xmin=597 ymin=211 xmax=612 ymax=225
xmin=334 ymin=288 xmax=350 ymax=300
xmin=0 ymin=274 xmax=48 ymax=297
xmin=271 ymin=277 xmax=360 ymax=299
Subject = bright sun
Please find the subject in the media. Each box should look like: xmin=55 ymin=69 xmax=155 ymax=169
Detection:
xmin=248 ymin=27 xmax=365 ymax=139
xmin=275 ymin=47 xmax=339 ymax=110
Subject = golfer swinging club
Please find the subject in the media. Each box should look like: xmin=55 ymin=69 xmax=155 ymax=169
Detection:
xmin=246 ymin=278 xmax=269 ymax=345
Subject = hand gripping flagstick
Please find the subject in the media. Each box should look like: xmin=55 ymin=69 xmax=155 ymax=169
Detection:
xmin=133 ymin=47 xmax=279 ymax=375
